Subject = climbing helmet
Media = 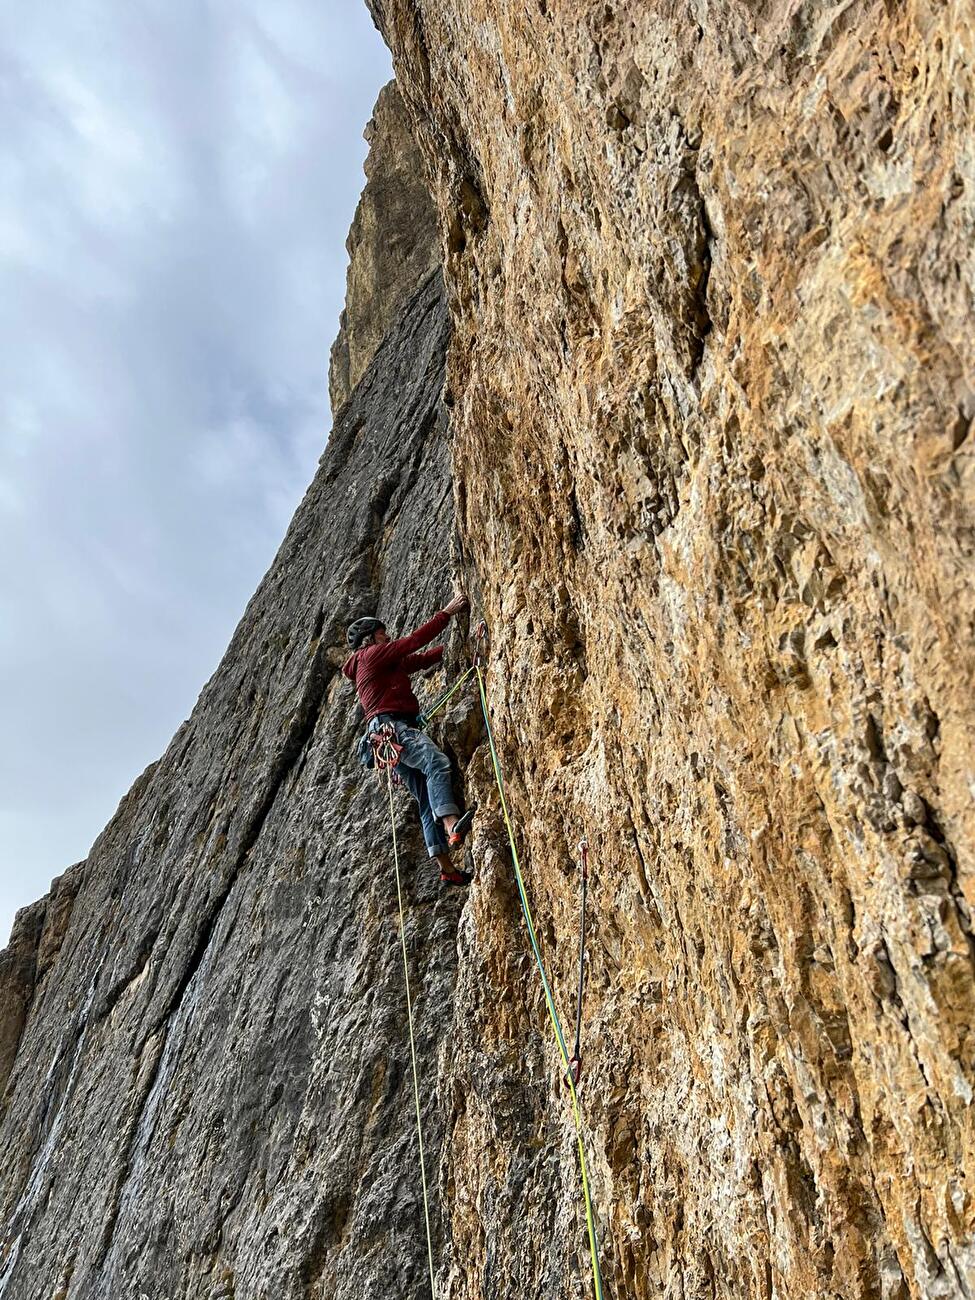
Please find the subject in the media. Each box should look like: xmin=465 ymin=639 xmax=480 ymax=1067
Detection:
xmin=347 ymin=616 xmax=385 ymax=649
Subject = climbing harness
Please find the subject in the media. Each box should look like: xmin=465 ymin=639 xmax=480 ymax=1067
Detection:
xmin=474 ymin=663 xmax=607 ymax=1300
xmin=381 ymin=742 xmax=437 ymax=1298
xmin=568 ymin=839 xmax=590 ymax=1087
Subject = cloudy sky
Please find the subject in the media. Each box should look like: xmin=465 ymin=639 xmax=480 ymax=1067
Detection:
xmin=0 ymin=2 xmax=392 ymax=943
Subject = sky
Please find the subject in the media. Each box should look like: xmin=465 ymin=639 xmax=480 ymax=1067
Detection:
xmin=0 ymin=2 xmax=392 ymax=944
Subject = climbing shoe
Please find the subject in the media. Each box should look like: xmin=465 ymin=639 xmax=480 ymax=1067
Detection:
xmin=440 ymin=865 xmax=474 ymax=887
xmin=447 ymin=806 xmax=477 ymax=849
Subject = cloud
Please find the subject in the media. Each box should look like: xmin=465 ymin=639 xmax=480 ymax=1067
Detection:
xmin=0 ymin=0 xmax=392 ymax=941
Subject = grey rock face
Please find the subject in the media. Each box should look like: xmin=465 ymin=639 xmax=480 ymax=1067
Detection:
xmin=0 ymin=272 xmax=469 ymax=1300
xmin=0 ymin=864 xmax=84 ymax=1101
xmin=329 ymin=81 xmax=441 ymax=417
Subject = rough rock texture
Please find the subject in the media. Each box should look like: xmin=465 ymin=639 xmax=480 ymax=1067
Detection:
xmin=0 ymin=270 xmax=469 ymax=1299
xmin=0 ymin=865 xmax=84 ymax=1099
xmin=363 ymin=4 xmax=975 ymax=1299
xmin=329 ymin=80 xmax=440 ymax=415
xmin=2 ymin=5 xmax=974 ymax=1300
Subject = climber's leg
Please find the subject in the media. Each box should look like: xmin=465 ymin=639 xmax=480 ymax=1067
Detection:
xmin=396 ymin=760 xmax=449 ymax=860
xmin=396 ymin=767 xmax=472 ymax=885
xmin=446 ymin=807 xmax=476 ymax=848
xmin=396 ymin=726 xmax=476 ymax=846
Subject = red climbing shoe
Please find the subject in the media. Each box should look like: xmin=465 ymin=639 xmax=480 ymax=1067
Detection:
xmin=440 ymin=865 xmax=474 ymax=887
xmin=447 ymin=806 xmax=477 ymax=849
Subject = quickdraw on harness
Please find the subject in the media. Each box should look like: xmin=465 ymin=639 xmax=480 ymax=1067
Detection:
xmin=567 ymin=838 xmax=590 ymax=1088
xmin=370 ymin=724 xmax=404 ymax=784
xmin=474 ymin=654 xmax=607 ymax=1300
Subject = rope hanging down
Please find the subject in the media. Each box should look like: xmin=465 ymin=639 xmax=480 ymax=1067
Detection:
xmin=475 ymin=666 xmax=607 ymax=1300
xmin=374 ymin=728 xmax=437 ymax=1298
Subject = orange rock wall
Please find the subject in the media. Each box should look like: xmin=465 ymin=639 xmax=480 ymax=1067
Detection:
xmin=369 ymin=2 xmax=975 ymax=1295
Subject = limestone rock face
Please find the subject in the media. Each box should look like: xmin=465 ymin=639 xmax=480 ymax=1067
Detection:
xmin=2 ymin=5 xmax=974 ymax=1300
xmin=329 ymin=80 xmax=440 ymax=415
xmin=364 ymin=4 xmax=975 ymax=1298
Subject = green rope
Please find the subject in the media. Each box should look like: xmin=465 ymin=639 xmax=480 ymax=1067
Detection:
xmin=475 ymin=667 xmax=606 ymax=1300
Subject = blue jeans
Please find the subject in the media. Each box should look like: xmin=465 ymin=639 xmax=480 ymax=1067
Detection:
xmin=368 ymin=717 xmax=460 ymax=857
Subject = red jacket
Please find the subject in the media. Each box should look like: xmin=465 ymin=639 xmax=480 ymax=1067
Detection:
xmin=343 ymin=611 xmax=449 ymax=721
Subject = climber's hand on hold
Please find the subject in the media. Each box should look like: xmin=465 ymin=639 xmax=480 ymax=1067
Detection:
xmin=442 ymin=594 xmax=469 ymax=618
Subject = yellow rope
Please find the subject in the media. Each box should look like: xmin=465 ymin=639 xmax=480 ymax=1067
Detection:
xmin=386 ymin=762 xmax=437 ymax=1298
xmin=475 ymin=667 xmax=606 ymax=1300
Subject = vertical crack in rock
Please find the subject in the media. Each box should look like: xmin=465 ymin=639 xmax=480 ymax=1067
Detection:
xmin=0 ymin=865 xmax=84 ymax=1106
xmin=369 ymin=4 xmax=975 ymax=1298
xmin=93 ymin=671 xmax=338 ymax=1280
xmin=329 ymin=80 xmax=440 ymax=416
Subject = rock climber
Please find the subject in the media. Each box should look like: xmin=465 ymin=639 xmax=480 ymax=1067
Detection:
xmin=344 ymin=594 xmax=476 ymax=886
